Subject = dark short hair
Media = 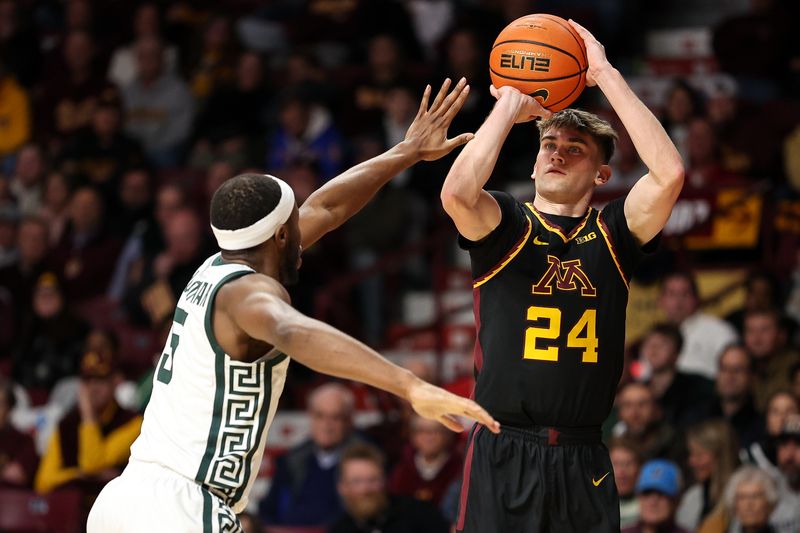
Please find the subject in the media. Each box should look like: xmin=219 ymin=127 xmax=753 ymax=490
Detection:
xmin=607 ymin=436 xmax=643 ymax=465
xmin=339 ymin=442 xmax=385 ymax=480
xmin=743 ymin=308 xmax=782 ymax=330
xmin=210 ymin=173 xmax=283 ymax=240
xmin=537 ymin=109 xmax=618 ymax=163
xmin=718 ymin=343 xmax=754 ymax=373
xmin=661 ymin=270 xmax=699 ymax=299
xmin=645 ymin=322 xmax=684 ymax=354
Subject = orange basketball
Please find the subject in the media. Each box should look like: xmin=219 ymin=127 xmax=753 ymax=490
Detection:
xmin=490 ymin=14 xmax=587 ymax=111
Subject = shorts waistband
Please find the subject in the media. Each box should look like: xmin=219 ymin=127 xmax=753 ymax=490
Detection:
xmin=499 ymin=424 xmax=602 ymax=445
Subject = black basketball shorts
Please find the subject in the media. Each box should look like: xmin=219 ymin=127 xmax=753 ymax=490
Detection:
xmin=455 ymin=424 xmax=620 ymax=533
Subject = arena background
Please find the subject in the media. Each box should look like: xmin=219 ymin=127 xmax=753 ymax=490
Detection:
xmin=0 ymin=0 xmax=799 ymax=531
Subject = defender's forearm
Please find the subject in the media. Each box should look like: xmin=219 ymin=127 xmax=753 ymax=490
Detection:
xmin=302 ymin=141 xmax=420 ymax=226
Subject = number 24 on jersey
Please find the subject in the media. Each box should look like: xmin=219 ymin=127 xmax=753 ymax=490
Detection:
xmin=523 ymin=306 xmax=598 ymax=363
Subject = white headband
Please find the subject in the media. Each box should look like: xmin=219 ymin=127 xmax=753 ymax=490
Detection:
xmin=211 ymin=175 xmax=295 ymax=251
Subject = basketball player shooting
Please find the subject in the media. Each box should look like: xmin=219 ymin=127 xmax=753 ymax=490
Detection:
xmin=87 ymin=78 xmax=500 ymax=532
xmin=440 ymin=20 xmax=685 ymax=532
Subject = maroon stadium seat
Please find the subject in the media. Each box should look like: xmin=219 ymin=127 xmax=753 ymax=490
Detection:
xmin=0 ymin=488 xmax=83 ymax=533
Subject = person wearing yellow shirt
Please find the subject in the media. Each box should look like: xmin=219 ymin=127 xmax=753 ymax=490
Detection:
xmin=0 ymin=63 xmax=31 ymax=158
xmin=35 ymin=349 xmax=142 ymax=495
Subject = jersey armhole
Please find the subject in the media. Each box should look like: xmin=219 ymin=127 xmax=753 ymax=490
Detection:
xmin=472 ymin=214 xmax=533 ymax=288
xmin=596 ymin=210 xmax=630 ymax=289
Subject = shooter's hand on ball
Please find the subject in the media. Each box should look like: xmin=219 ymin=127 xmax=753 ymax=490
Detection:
xmin=568 ymin=19 xmax=612 ymax=87
xmin=489 ymin=85 xmax=553 ymax=123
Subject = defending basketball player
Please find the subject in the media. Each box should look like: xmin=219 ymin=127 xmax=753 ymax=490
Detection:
xmin=440 ymin=21 xmax=684 ymax=532
xmin=87 ymin=79 xmax=500 ymax=533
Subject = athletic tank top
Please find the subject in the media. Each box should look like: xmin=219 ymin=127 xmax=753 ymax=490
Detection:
xmin=130 ymin=253 xmax=289 ymax=513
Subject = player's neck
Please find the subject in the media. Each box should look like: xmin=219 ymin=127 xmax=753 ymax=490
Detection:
xmin=220 ymin=250 xmax=281 ymax=280
xmin=532 ymin=193 xmax=591 ymax=217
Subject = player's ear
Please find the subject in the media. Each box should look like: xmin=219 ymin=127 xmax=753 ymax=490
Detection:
xmin=275 ymin=224 xmax=288 ymax=247
xmin=595 ymin=164 xmax=611 ymax=186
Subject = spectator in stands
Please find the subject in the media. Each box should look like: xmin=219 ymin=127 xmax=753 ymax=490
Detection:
xmin=0 ymin=216 xmax=48 ymax=320
xmin=659 ymin=80 xmax=704 ymax=163
xmin=772 ymin=414 xmax=800 ymax=533
xmin=49 ymin=186 xmax=122 ymax=302
xmin=183 ymin=14 xmax=238 ymax=102
xmin=610 ymin=437 xmax=643 ymax=529
xmin=435 ymin=28 xmax=493 ymax=136
xmin=59 ymin=90 xmax=145 ymax=206
xmin=749 ymin=391 xmax=799 ymax=474
xmin=138 ymin=207 xmax=210 ymax=325
xmin=0 ymin=377 xmax=38 ymax=488
xmin=727 ymin=271 xmax=783 ymax=335
xmin=614 ymin=383 xmax=683 ymax=463
xmin=330 ymin=442 xmax=449 ymax=533
xmin=266 ymin=92 xmax=346 ymax=182
xmin=120 ymin=181 xmax=186 ymax=323
xmin=107 ymin=2 xmax=179 ymax=89
xmin=106 ymin=168 xmax=158 ymax=302
xmin=112 ymin=168 xmax=155 ymax=243
xmin=12 ymin=272 xmax=88 ymax=393
xmin=606 ymin=114 xmax=648 ymax=193
xmin=721 ymin=465 xmax=779 ymax=533
xmin=658 ymin=270 xmax=738 ymax=380
xmin=743 ymin=309 xmax=800 ymax=410
xmin=0 ymin=57 xmax=31 ymax=163
xmin=190 ymin=51 xmax=271 ymax=169
xmin=343 ymin=32 xmax=426 ymax=135
xmin=38 ymin=171 xmax=72 ymax=246
xmin=0 ymin=0 xmax=42 ymax=88
xmin=388 ymin=415 xmax=460 ymax=506
xmin=260 ymin=383 xmax=363 ymax=527
xmin=34 ymin=349 xmax=142 ymax=494
xmin=622 ymin=459 xmax=688 ymax=533
xmin=709 ymin=345 xmax=764 ymax=450
xmin=639 ymin=323 xmax=715 ymax=428
xmin=9 ymin=143 xmax=47 ymax=216
xmin=685 ymin=117 xmax=745 ymax=188
xmin=0 ymin=202 xmax=16 ymax=268
xmin=121 ymin=36 xmax=195 ymax=168
xmin=676 ymin=420 xmax=740 ymax=531
xmin=35 ymin=30 xmax=119 ymax=156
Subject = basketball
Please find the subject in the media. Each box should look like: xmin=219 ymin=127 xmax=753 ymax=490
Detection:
xmin=489 ymin=14 xmax=588 ymax=111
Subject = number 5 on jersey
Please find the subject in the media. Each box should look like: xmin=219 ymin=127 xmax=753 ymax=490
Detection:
xmin=523 ymin=306 xmax=598 ymax=363
xmin=156 ymin=306 xmax=188 ymax=384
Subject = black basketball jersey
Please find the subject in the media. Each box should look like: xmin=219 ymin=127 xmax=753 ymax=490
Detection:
xmin=459 ymin=191 xmax=652 ymax=428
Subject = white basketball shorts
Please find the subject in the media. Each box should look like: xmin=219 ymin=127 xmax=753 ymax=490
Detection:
xmin=87 ymin=460 xmax=241 ymax=533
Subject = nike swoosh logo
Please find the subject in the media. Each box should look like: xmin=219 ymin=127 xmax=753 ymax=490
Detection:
xmin=533 ymin=236 xmax=548 ymax=246
xmin=592 ymin=472 xmax=610 ymax=487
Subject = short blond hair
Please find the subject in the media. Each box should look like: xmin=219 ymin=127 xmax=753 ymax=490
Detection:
xmin=537 ymin=109 xmax=618 ymax=163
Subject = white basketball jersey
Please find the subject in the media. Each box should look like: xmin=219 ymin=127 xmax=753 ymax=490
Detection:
xmin=130 ymin=253 xmax=289 ymax=513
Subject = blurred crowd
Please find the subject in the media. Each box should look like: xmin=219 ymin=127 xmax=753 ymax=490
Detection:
xmin=0 ymin=0 xmax=799 ymax=532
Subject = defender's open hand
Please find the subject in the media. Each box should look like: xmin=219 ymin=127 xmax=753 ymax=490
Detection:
xmin=404 ymin=78 xmax=475 ymax=161
xmin=408 ymin=379 xmax=501 ymax=434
